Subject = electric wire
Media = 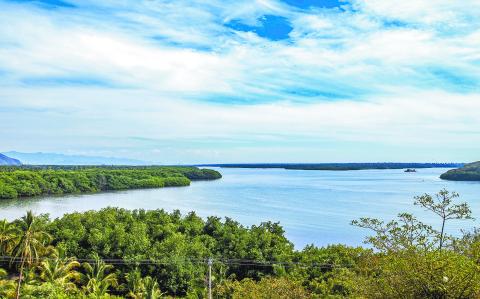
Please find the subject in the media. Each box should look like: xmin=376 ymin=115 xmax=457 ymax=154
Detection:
xmin=0 ymin=255 xmax=355 ymax=269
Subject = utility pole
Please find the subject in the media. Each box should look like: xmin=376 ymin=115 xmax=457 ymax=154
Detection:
xmin=208 ymin=258 xmax=213 ymax=299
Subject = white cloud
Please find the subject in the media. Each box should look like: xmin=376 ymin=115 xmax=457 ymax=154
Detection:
xmin=0 ymin=0 xmax=479 ymax=162
xmin=352 ymin=0 xmax=480 ymax=27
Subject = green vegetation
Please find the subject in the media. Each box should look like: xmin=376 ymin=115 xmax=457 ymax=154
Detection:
xmin=0 ymin=189 xmax=479 ymax=298
xmin=0 ymin=166 xmax=222 ymax=200
xmin=203 ymin=162 xmax=462 ymax=171
xmin=440 ymin=161 xmax=480 ymax=181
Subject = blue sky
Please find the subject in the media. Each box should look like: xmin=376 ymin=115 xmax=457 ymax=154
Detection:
xmin=0 ymin=0 xmax=479 ymax=163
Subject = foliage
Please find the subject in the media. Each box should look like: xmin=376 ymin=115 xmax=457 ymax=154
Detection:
xmin=36 ymin=255 xmax=80 ymax=291
xmin=81 ymin=254 xmax=118 ymax=296
xmin=0 ymin=219 xmax=19 ymax=255
xmin=0 ymin=166 xmax=221 ymax=199
xmin=352 ymin=189 xmax=480 ymax=298
xmin=214 ymin=277 xmax=313 ymax=299
xmin=440 ymin=161 xmax=480 ymax=181
xmin=414 ymin=189 xmax=472 ymax=249
xmin=290 ymin=245 xmax=367 ymax=297
xmin=356 ymin=248 xmax=480 ymax=299
xmin=0 ymin=268 xmax=16 ymax=298
xmin=351 ymin=213 xmax=438 ymax=252
xmin=47 ymin=208 xmax=294 ymax=296
xmin=0 ymin=189 xmax=479 ymax=298
xmin=12 ymin=211 xmax=52 ymax=299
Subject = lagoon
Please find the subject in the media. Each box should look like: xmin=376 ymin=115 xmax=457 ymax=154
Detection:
xmin=0 ymin=167 xmax=478 ymax=248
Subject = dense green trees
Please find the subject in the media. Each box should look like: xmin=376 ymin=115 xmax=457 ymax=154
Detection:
xmin=0 ymin=208 xmax=300 ymax=298
xmin=0 ymin=189 xmax=479 ymax=298
xmin=440 ymin=161 xmax=480 ymax=181
xmin=214 ymin=277 xmax=311 ymax=299
xmin=0 ymin=166 xmax=222 ymax=199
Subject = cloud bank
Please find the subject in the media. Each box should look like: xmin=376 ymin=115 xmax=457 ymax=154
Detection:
xmin=0 ymin=0 xmax=479 ymax=163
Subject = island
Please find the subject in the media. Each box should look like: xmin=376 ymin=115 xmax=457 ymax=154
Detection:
xmin=0 ymin=165 xmax=222 ymax=199
xmin=440 ymin=161 xmax=480 ymax=181
xmin=200 ymin=162 xmax=463 ymax=171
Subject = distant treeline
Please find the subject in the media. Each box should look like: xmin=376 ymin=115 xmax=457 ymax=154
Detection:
xmin=440 ymin=161 xmax=480 ymax=181
xmin=201 ymin=162 xmax=463 ymax=171
xmin=0 ymin=166 xmax=222 ymax=199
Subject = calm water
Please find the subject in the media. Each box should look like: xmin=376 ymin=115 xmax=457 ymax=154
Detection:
xmin=0 ymin=168 xmax=479 ymax=248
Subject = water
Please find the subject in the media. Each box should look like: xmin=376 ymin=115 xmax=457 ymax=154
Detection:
xmin=0 ymin=168 xmax=479 ymax=249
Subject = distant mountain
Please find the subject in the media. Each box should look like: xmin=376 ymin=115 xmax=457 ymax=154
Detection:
xmin=440 ymin=161 xmax=480 ymax=181
xmin=0 ymin=153 xmax=22 ymax=166
xmin=3 ymin=151 xmax=150 ymax=166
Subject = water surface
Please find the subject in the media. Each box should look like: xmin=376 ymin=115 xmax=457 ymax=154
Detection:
xmin=0 ymin=168 xmax=478 ymax=248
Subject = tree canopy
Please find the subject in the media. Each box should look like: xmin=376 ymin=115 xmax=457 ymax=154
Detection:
xmin=0 ymin=189 xmax=479 ymax=298
xmin=0 ymin=166 xmax=221 ymax=200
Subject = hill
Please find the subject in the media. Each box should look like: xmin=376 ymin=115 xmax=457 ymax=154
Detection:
xmin=0 ymin=153 xmax=21 ymax=166
xmin=3 ymin=151 xmax=149 ymax=165
xmin=440 ymin=161 xmax=480 ymax=181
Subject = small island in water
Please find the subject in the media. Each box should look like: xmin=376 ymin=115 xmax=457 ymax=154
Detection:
xmin=0 ymin=165 xmax=222 ymax=200
xmin=440 ymin=161 xmax=480 ymax=181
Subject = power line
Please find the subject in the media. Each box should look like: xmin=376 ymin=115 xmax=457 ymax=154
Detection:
xmin=0 ymin=255 xmax=355 ymax=269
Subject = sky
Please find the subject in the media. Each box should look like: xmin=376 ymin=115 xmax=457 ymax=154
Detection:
xmin=0 ymin=0 xmax=479 ymax=164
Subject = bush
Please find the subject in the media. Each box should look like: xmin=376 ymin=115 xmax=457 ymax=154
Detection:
xmin=215 ymin=277 xmax=313 ymax=299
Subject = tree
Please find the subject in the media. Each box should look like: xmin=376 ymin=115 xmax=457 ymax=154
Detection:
xmin=125 ymin=269 xmax=143 ymax=299
xmin=356 ymin=248 xmax=480 ymax=298
xmin=214 ymin=277 xmax=312 ymax=299
xmin=0 ymin=219 xmax=19 ymax=255
xmin=81 ymin=254 xmax=117 ymax=296
xmin=125 ymin=270 xmax=163 ymax=299
xmin=352 ymin=190 xmax=480 ymax=298
xmin=351 ymin=213 xmax=436 ymax=252
xmin=414 ymin=189 xmax=472 ymax=250
xmin=37 ymin=256 xmax=80 ymax=291
xmin=12 ymin=211 xmax=52 ymax=299
xmin=143 ymin=276 xmax=162 ymax=299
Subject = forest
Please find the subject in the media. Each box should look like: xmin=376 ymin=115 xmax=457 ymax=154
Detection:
xmin=0 ymin=189 xmax=479 ymax=298
xmin=0 ymin=166 xmax=222 ymax=200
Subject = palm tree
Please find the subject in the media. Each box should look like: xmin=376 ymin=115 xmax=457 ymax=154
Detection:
xmin=37 ymin=256 xmax=80 ymax=291
xmin=0 ymin=219 xmax=19 ymax=256
xmin=142 ymin=276 xmax=163 ymax=299
xmin=125 ymin=271 xmax=163 ymax=299
xmin=81 ymin=254 xmax=117 ymax=296
xmin=11 ymin=211 xmax=52 ymax=299
xmin=125 ymin=269 xmax=143 ymax=299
